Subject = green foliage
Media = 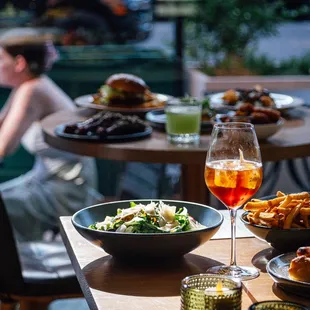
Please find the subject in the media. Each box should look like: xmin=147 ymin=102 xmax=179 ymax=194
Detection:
xmin=245 ymin=51 xmax=310 ymax=76
xmin=199 ymin=51 xmax=310 ymax=76
xmin=189 ymin=0 xmax=283 ymax=55
xmin=185 ymin=0 xmax=310 ymax=75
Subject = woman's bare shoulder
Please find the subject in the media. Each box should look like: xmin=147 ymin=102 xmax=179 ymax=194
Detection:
xmin=16 ymin=77 xmax=46 ymax=100
xmin=24 ymin=76 xmax=75 ymax=110
xmin=10 ymin=79 xmax=39 ymax=106
xmin=29 ymin=76 xmax=60 ymax=96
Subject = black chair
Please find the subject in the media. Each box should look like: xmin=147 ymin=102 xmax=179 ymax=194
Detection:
xmin=0 ymin=194 xmax=82 ymax=310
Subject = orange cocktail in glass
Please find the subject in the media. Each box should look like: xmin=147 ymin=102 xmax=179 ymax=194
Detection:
xmin=205 ymin=159 xmax=262 ymax=209
xmin=205 ymin=122 xmax=263 ymax=280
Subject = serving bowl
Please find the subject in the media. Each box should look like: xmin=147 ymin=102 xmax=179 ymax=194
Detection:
xmin=241 ymin=210 xmax=310 ymax=252
xmin=248 ymin=300 xmax=308 ymax=310
xmin=213 ymin=114 xmax=284 ymax=140
xmin=72 ymin=199 xmax=223 ymax=260
xmin=253 ymin=118 xmax=284 ymax=140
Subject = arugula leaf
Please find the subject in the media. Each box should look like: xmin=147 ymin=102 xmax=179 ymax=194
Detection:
xmin=201 ymin=97 xmax=211 ymax=110
xmin=139 ymin=221 xmax=166 ymax=233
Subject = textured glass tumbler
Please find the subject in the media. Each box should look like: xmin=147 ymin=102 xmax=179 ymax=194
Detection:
xmin=248 ymin=301 xmax=308 ymax=310
xmin=165 ymin=98 xmax=202 ymax=144
xmin=181 ymin=274 xmax=242 ymax=310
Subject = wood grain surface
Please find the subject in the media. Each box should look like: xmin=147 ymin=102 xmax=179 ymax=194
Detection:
xmin=42 ymin=107 xmax=310 ymax=204
xmin=59 ymin=212 xmax=310 ymax=310
xmin=42 ymin=108 xmax=310 ymax=163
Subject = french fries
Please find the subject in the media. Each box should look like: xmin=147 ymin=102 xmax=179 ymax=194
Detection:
xmin=244 ymin=191 xmax=310 ymax=229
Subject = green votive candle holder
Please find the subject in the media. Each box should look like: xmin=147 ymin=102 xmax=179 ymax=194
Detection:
xmin=181 ymin=274 xmax=242 ymax=310
xmin=248 ymin=300 xmax=308 ymax=310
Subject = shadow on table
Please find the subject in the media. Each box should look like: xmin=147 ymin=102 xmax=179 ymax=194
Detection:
xmin=252 ymin=248 xmax=310 ymax=307
xmin=281 ymin=108 xmax=306 ymax=123
xmin=82 ymin=253 xmax=223 ymax=297
xmin=272 ymin=283 xmax=310 ymax=307
xmin=251 ymin=247 xmax=281 ymax=273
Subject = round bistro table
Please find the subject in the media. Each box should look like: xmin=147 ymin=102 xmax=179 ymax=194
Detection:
xmin=42 ymin=107 xmax=310 ymax=204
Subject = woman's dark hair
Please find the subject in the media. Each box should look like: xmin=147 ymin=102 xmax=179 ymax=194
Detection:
xmin=0 ymin=30 xmax=58 ymax=76
xmin=3 ymin=42 xmax=48 ymax=76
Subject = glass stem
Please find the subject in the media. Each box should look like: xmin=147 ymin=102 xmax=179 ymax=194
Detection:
xmin=229 ymin=208 xmax=237 ymax=267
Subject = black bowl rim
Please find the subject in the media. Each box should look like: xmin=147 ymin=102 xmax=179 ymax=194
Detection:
xmin=72 ymin=199 xmax=224 ymax=237
xmin=248 ymin=300 xmax=308 ymax=309
xmin=266 ymin=252 xmax=310 ymax=287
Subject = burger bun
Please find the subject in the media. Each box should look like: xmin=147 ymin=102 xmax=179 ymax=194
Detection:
xmin=105 ymin=73 xmax=148 ymax=94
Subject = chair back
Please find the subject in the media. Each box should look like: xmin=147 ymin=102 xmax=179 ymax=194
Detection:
xmin=0 ymin=194 xmax=24 ymax=294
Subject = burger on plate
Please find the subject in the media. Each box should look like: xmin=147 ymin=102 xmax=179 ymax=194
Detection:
xmin=98 ymin=73 xmax=150 ymax=106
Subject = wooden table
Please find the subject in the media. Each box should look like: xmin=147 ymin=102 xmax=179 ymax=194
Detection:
xmin=59 ymin=212 xmax=310 ymax=310
xmin=42 ymin=108 xmax=310 ymax=204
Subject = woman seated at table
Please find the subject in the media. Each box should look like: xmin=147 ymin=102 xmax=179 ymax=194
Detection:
xmin=0 ymin=28 xmax=103 ymax=241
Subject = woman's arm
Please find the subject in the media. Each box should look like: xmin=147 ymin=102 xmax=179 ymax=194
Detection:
xmin=0 ymin=84 xmax=41 ymax=157
xmin=0 ymin=91 xmax=15 ymax=127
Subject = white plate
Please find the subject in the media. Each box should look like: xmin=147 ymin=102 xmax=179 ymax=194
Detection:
xmin=75 ymin=93 xmax=171 ymax=113
xmin=209 ymin=92 xmax=304 ymax=111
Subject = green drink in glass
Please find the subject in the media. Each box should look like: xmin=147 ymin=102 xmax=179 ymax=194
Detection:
xmin=165 ymin=98 xmax=202 ymax=144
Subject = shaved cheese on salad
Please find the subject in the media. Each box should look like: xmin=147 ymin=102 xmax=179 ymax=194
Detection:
xmin=89 ymin=201 xmax=206 ymax=233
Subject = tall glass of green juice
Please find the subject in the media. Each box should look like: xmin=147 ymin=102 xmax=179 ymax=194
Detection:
xmin=165 ymin=98 xmax=202 ymax=144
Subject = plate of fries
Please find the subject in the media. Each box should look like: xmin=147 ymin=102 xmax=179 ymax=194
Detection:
xmin=241 ymin=191 xmax=310 ymax=251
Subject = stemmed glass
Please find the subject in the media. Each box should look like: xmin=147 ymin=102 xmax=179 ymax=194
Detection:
xmin=205 ymin=122 xmax=263 ymax=280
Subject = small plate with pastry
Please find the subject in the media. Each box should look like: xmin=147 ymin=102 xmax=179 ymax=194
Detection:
xmin=75 ymin=73 xmax=171 ymax=114
xmin=266 ymin=246 xmax=310 ymax=298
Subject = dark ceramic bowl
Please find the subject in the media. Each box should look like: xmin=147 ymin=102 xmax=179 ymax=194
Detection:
xmin=248 ymin=300 xmax=308 ymax=310
xmin=72 ymin=199 xmax=223 ymax=260
xmin=241 ymin=211 xmax=310 ymax=252
xmin=266 ymin=252 xmax=310 ymax=299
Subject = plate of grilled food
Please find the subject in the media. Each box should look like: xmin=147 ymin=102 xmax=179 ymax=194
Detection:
xmin=75 ymin=73 xmax=171 ymax=113
xmin=209 ymin=86 xmax=304 ymax=111
xmin=55 ymin=111 xmax=152 ymax=142
xmin=213 ymin=103 xmax=284 ymax=140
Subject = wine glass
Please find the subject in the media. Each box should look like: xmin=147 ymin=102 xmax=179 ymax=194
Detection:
xmin=205 ymin=122 xmax=263 ymax=280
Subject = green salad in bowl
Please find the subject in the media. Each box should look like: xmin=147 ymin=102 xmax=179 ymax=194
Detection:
xmin=89 ymin=201 xmax=205 ymax=233
xmin=72 ymin=199 xmax=223 ymax=258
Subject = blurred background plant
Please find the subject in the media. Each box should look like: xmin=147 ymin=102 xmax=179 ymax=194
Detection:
xmin=185 ymin=0 xmax=310 ymax=76
xmin=245 ymin=50 xmax=310 ymax=75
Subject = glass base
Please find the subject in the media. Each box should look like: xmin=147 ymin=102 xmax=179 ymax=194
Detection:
xmin=167 ymin=133 xmax=200 ymax=144
xmin=206 ymin=265 xmax=260 ymax=281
